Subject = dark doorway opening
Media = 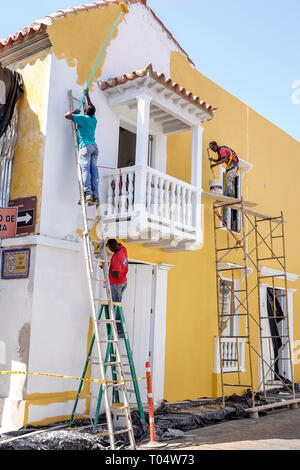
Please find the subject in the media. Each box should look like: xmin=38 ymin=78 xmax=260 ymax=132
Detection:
xmin=118 ymin=127 xmax=136 ymax=168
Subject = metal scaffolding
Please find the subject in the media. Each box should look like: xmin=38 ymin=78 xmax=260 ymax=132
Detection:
xmin=212 ymin=195 xmax=300 ymax=417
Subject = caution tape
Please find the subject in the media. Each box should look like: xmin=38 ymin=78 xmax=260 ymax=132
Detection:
xmin=0 ymin=370 xmax=146 ymax=385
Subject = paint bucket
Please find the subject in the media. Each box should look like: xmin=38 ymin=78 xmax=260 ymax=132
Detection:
xmin=112 ymin=404 xmax=128 ymax=428
xmin=209 ymin=179 xmax=223 ymax=195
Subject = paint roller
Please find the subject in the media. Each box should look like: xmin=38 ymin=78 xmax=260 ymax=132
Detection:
xmin=78 ymin=2 xmax=129 ymax=110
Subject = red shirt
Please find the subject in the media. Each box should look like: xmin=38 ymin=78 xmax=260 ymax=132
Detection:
xmin=218 ymin=146 xmax=238 ymax=164
xmin=109 ymin=245 xmax=128 ymax=285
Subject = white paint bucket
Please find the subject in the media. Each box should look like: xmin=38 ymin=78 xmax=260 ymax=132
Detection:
xmin=209 ymin=179 xmax=223 ymax=195
xmin=112 ymin=404 xmax=128 ymax=428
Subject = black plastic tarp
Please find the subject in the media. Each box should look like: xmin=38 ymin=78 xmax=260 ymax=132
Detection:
xmin=0 ymin=65 xmax=24 ymax=139
xmin=0 ymin=386 xmax=300 ymax=450
xmin=267 ymin=288 xmax=285 ymax=375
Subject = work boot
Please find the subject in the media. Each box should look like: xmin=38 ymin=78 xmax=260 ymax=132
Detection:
xmin=93 ymin=196 xmax=100 ymax=207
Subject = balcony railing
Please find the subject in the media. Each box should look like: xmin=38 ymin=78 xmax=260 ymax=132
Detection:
xmin=100 ymin=165 xmax=200 ymax=243
xmin=214 ymin=337 xmax=246 ymax=373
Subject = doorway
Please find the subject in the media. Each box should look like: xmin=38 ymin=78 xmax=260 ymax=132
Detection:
xmin=121 ymin=262 xmax=155 ymax=403
xmin=118 ymin=127 xmax=136 ymax=168
xmin=117 ymin=125 xmax=155 ymax=169
xmin=260 ymin=286 xmax=292 ymax=384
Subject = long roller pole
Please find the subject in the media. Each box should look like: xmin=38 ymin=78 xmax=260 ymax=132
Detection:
xmin=78 ymin=2 xmax=129 ymax=110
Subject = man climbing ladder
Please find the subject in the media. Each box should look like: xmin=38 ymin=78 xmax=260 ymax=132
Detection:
xmin=209 ymin=140 xmax=239 ymax=198
xmin=65 ymin=88 xmax=99 ymax=206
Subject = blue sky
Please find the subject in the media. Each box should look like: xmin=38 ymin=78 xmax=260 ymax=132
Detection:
xmin=1 ymin=0 xmax=299 ymax=141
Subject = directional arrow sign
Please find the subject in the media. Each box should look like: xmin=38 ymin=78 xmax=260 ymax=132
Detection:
xmin=17 ymin=212 xmax=33 ymax=226
xmin=9 ymin=197 xmax=36 ymax=235
xmin=17 ymin=210 xmax=33 ymax=227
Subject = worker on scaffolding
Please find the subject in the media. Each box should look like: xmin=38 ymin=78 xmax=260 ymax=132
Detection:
xmin=65 ymin=89 xmax=99 ymax=206
xmin=107 ymin=239 xmax=128 ymax=337
xmin=208 ymin=141 xmax=239 ymax=198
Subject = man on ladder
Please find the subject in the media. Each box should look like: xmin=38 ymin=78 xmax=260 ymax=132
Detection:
xmin=107 ymin=239 xmax=128 ymax=337
xmin=65 ymin=88 xmax=100 ymax=206
xmin=208 ymin=140 xmax=239 ymax=198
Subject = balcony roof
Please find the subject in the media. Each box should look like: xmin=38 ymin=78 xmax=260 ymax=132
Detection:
xmin=100 ymin=64 xmax=215 ymax=119
xmin=99 ymin=64 xmax=216 ymax=134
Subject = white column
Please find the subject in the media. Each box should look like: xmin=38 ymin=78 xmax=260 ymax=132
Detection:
xmin=134 ymin=94 xmax=152 ymax=230
xmin=135 ymin=94 xmax=152 ymax=166
xmin=191 ymin=124 xmax=204 ymax=188
xmin=190 ymin=125 xmax=204 ymax=247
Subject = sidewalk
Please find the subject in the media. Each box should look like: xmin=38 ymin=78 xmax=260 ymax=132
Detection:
xmin=138 ymin=407 xmax=300 ymax=450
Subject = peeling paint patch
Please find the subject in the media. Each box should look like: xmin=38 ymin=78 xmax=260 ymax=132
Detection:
xmin=18 ymin=323 xmax=30 ymax=364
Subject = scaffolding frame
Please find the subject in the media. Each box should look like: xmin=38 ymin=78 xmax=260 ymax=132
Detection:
xmin=213 ymin=196 xmax=300 ymax=417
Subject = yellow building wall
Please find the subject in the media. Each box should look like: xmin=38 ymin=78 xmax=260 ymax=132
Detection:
xmin=10 ymin=50 xmax=52 ymax=229
xmin=158 ymin=50 xmax=300 ymax=401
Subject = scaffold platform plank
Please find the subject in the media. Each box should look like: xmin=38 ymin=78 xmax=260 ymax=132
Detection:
xmin=202 ymin=192 xmax=256 ymax=206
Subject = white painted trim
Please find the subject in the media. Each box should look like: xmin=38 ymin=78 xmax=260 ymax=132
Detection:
xmin=120 ymin=120 xmax=137 ymax=135
xmin=218 ymin=275 xmax=240 ymax=337
xmin=259 ymin=266 xmax=299 ymax=282
xmin=258 ymin=285 xmax=296 ymax=386
xmin=104 ymin=85 xmax=203 ymax=127
xmin=238 ymin=157 xmax=253 ymax=176
xmin=1 ymin=235 xmax=80 ymax=252
xmin=217 ymin=262 xmax=253 ymax=280
xmin=126 ymin=258 xmax=173 ymax=404
xmin=157 ymin=263 xmax=174 ymax=272
xmin=151 ymin=264 xmax=170 ymax=405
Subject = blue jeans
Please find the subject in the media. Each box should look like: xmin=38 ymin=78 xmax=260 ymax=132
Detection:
xmin=110 ymin=282 xmax=127 ymax=334
xmin=79 ymin=144 xmax=99 ymax=198
xmin=110 ymin=282 xmax=127 ymax=303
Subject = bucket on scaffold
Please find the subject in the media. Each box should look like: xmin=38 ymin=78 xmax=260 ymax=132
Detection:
xmin=209 ymin=179 xmax=223 ymax=195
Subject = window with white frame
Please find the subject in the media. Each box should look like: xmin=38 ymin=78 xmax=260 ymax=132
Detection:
xmin=214 ymin=277 xmax=246 ymax=373
xmin=219 ymin=278 xmax=236 ymax=336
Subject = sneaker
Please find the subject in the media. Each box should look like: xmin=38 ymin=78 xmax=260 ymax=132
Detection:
xmin=78 ymin=193 xmax=93 ymax=205
xmin=85 ymin=194 xmax=94 ymax=206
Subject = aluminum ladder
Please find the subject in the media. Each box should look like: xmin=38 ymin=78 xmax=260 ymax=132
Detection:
xmin=67 ymin=90 xmax=136 ymax=450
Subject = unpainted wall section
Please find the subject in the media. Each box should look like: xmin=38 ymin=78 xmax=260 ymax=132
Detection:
xmin=0 ymin=246 xmax=36 ymax=399
xmin=9 ymin=50 xmax=52 ymax=230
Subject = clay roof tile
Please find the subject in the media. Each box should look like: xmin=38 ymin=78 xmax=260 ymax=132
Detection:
xmin=100 ymin=64 xmax=215 ymax=120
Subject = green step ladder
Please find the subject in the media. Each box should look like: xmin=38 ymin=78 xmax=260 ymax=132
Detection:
xmin=69 ymin=302 xmax=145 ymax=433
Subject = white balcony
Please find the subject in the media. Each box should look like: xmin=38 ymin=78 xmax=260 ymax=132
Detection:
xmin=100 ymin=165 xmax=201 ymax=251
xmin=98 ymin=65 xmax=215 ymax=251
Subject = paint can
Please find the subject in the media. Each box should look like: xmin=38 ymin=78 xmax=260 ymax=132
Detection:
xmin=209 ymin=179 xmax=223 ymax=195
xmin=112 ymin=404 xmax=128 ymax=428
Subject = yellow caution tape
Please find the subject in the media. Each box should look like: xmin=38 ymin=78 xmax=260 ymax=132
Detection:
xmin=0 ymin=370 xmax=145 ymax=385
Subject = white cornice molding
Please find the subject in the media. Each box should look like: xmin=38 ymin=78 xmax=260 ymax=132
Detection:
xmin=238 ymin=157 xmax=254 ymax=176
xmin=0 ymin=32 xmax=51 ymax=66
xmin=158 ymin=263 xmax=174 ymax=272
xmin=1 ymin=235 xmax=80 ymax=252
xmin=259 ymin=266 xmax=298 ymax=282
xmin=217 ymin=262 xmax=253 ymax=280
